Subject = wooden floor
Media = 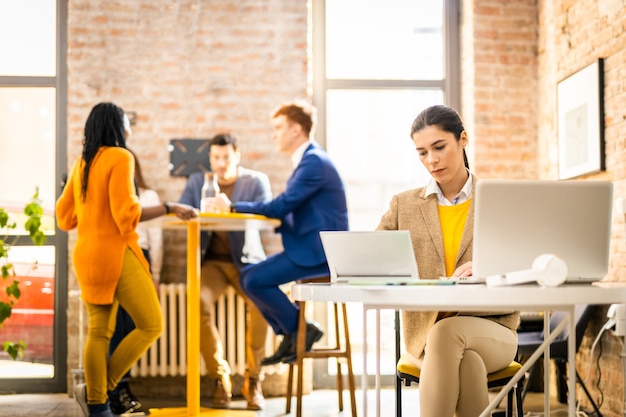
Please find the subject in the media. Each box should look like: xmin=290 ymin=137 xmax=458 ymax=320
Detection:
xmin=0 ymin=387 xmax=573 ymax=417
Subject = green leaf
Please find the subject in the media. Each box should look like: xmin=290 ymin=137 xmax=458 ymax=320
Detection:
xmin=0 ymin=208 xmax=16 ymax=231
xmin=0 ymin=209 xmax=7 ymax=229
xmin=23 ymin=189 xmax=47 ymax=246
xmin=3 ymin=341 xmax=26 ymax=360
xmin=30 ymin=231 xmax=46 ymax=246
xmin=24 ymin=216 xmax=42 ymax=235
xmin=6 ymin=280 xmax=20 ymax=299
xmin=23 ymin=202 xmax=43 ymax=218
xmin=1 ymin=263 xmax=13 ymax=280
xmin=0 ymin=302 xmax=12 ymax=323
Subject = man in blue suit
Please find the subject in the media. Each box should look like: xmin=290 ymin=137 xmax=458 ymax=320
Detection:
xmin=179 ymin=133 xmax=272 ymax=410
xmin=215 ymin=101 xmax=349 ymax=365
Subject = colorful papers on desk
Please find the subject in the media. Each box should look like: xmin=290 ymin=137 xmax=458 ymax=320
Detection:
xmin=343 ymin=278 xmax=457 ymax=286
xmin=408 ymin=279 xmax=457 ymax=285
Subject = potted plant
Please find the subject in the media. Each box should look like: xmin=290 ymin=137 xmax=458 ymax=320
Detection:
xmin=0 ymin=189 xmax=47 ymax=359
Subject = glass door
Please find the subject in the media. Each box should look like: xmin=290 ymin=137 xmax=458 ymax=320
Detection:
xmin=0 ymin=0 xmax=68 ymax=392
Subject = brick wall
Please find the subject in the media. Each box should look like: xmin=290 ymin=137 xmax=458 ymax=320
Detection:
xmin=461 ymin=0 xmax=539 ymax=179
xmin=536 ymin=1 xmax=626 ymax=415
xmin=465 ymin=0 xmax=626 ymax=415
xmin=65 ymin=0 xmax=308 ymax=391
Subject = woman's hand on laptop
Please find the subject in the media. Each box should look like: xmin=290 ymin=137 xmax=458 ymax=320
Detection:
xmin=452 ymin=261 xmax=473 ymax=278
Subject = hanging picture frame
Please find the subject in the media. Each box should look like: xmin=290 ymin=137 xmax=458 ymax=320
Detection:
xmin=168 ymin=138 xmax=211 ymax=177
xmin=557 ymin=58 xmax=605 ymax=179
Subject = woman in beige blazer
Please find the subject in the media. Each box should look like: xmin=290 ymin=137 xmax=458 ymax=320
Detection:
xmin=376 ymin=105 xmax=519 ymax=417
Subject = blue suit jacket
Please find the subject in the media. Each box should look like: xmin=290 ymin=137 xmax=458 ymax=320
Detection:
xmin=235 ymin=142 xmax=349 ymax=267
xmin=178 ymin=166 xmax=272 ymax=269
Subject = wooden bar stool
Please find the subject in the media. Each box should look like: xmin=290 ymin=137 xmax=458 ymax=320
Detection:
xmin=285 ymin=276 xmax=357 ymax=417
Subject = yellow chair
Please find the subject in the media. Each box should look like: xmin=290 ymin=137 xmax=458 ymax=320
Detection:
xmin=396 ymin=354 xmax=524 ymax=417
xmin=285 ymin=277 xmax=357 ymax=417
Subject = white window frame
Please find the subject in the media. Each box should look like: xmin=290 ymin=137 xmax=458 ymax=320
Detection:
xmin=310 ymin=0 xmax=460 ymax=388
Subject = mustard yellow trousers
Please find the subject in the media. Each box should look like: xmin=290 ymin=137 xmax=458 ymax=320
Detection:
xmin=83 ymin=248 xmax=162 ymax=405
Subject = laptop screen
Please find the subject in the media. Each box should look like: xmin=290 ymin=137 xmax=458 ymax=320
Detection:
xmin=320 ymin=230 xmax=420 ymax=284
xmin=473 ymin=179 xmax=613 ymax=282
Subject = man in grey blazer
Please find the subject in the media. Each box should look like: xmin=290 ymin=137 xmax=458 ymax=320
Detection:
xmin=178 ymin=133 xmax=272 ymax=410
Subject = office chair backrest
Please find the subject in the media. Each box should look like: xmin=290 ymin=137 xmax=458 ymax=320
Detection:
xmin=518 ymin=304 xmax=602 ymax=413
xmin=541 ymin=304 xmax=592 ymax=358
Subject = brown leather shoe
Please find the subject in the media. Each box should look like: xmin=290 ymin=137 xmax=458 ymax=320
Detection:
xmin=211 ymin=375 xmax=232 ymax=408
xmin=242 ymin=377 xmax=265 ymax=410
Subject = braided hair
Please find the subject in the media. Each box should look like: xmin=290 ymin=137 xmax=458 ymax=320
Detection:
xmin=80 ymin=102 xmax=128 ymax=201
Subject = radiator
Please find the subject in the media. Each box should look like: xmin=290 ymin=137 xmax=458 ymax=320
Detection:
xmin=131 ymin=283 xmax=247 ymax=377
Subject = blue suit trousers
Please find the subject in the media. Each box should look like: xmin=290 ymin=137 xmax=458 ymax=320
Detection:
xmin=240 ymin=252 xmax=329 ymax=336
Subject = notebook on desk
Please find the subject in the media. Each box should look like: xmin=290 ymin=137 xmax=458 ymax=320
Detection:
xmin=472 ymin=179 xmax=613 ymax=284
xmin=320 ymin=230 xmax=451 ymax=285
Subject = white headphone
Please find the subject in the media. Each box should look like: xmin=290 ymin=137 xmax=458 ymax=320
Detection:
xmin=485 ymin=254 xmax=568 ymax=287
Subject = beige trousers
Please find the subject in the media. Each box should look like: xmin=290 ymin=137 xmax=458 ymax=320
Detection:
xmin=418 ymin=316 xmax=518 ymax=417
xmin=199 ymin=260 xmax=268 ymax=380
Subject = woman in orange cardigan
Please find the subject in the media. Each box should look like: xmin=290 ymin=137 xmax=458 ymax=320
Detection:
xmin=56 ymin=102 xmax=196 ymax=417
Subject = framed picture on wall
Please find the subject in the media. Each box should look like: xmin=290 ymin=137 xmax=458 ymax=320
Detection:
xmin=557 ymin=58 xmax=605 ymax=179
xmin=169 ymin=138 xmax=211 ymax=177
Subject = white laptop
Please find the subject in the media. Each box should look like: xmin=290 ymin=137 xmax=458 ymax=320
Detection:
xmin=320 ymin=230 xmax=446 ymax=285
xmin=472 ymin=179 xmax=613 ymax=283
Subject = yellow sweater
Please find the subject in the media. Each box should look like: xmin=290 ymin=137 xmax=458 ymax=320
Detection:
xmin=56 ymin=147 xmax=149 ymax=304
xmin=438 ymin=199 xmax=471 ymax=277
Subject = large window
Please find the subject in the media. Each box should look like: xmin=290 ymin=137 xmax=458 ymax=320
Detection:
xmin=311 ymin=0 xmax=459 ymax=386
xmin=0 ymin=1 xmax=56 ymax=77
xmin=0 ymin=0 xmax=67 ymax=393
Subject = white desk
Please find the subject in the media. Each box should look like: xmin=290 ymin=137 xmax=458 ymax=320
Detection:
xmin=292 ymin=282 xmax=626 ymax=417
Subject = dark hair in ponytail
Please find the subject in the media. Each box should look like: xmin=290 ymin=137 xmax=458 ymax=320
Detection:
xmin=410 ymin=104 xmax=469 ymax=169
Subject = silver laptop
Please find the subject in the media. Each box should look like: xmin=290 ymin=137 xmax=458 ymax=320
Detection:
xmin=320 ymin=230 xmax=423 ymax=285
xmin=473 ymin=179 xmax=613 ymax=283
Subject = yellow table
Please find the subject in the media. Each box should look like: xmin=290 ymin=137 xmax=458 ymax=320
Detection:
xmin=155 ymin=212 xmax=280 ymax=417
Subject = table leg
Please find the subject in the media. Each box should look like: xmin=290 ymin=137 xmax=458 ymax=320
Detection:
xmin=567 ymin=307 xmax=576 ymax=417
xmin=394 ymin=310 xmax=402 ymax=417
xmin=362 ymin=307 xmax=368 ymax=417
xmin=187 ymin=221 xmax=201 ymax=416
xmin=375 ymin=309 xmax=381 ymax=417
xmin=543 ymin=311 xmax=550 ymax=416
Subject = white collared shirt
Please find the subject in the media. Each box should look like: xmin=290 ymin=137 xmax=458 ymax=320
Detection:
xmin=424 ymin=170 xmax=473 ymax=206
xmin=291 ymin=139 xmax=312 ymax=168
